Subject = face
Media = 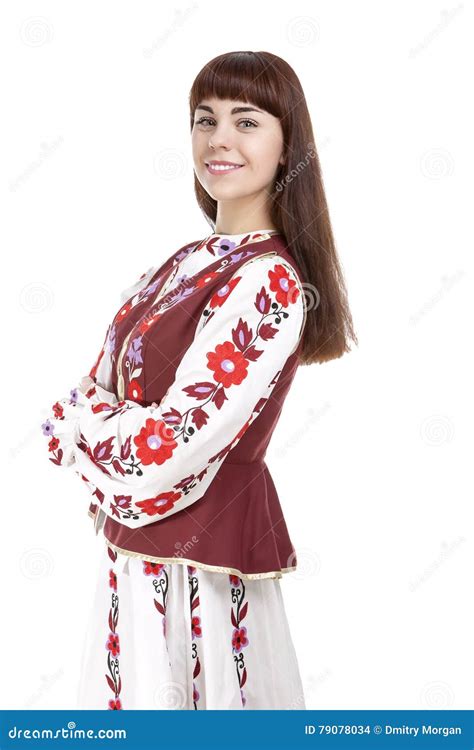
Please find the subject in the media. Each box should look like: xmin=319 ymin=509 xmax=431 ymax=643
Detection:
xmin=191 ymin=97 xmax=285 ymax=202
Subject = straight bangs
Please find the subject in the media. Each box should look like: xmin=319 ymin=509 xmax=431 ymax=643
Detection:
xmin=189 ymin=51 xmax=284 ymax=127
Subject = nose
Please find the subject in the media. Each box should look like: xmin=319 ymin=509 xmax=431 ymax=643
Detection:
xmin=208 ymin=121 xmax=235 ymax=150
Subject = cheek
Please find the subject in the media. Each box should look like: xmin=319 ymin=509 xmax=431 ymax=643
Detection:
xmin=191 ymin=131 xmax=205 ymax=155
xmin=245 ymin=140 xmax=282 ymax=181
xmin=245 ymin=130 xmax=282 ymax=163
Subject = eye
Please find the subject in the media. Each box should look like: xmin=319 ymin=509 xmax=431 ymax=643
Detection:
xmin=194 ymin=116 xmax=215 ymax=127
xmin=237 ymin=119 xmax=258 ymax=128
xmin=194 ymin=116 xmax=258 ymax=129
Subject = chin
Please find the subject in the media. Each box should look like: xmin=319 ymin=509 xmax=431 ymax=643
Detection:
xmin=204 ymin=185 xmax=250 ymax=201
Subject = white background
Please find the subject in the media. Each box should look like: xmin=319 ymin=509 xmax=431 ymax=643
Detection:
xmin=0 ymin=0 xmax=472 ymax=710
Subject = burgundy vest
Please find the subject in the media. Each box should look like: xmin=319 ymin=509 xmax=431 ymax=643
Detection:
xmin=88 ymin=233 xmax=304 ymax=580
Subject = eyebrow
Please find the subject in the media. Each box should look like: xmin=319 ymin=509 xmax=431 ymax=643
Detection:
xmin=195 ymin=104 xmax=265 ymax=115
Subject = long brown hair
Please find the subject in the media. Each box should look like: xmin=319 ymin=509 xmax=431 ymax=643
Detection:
xmin=189 ymin=50 xmax=358 ymax=366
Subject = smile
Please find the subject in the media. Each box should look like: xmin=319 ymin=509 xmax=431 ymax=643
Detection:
xmin=205 ymin=162 xmax=245 ymax=175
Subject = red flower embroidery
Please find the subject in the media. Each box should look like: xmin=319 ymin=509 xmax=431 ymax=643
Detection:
xmin=229 ymin=574 xmax=240 ymax=586
xmin=143 ymin=560 xmax=165 ymax=576
xmin=109 ymin=570 xmax=117 ymax=591
xmin=106 ymin=632 xmax=120 ymax=657
xmin=207 ymin=341 xmax=249 ymax=388
xmin=128 ymin=379 xmax=143 ymax=402
xmin=135 ymin=490 xmax=181 ymax=517
xmin=52 ymin=402 xmax=64 ymax=419
xmin=134 ymin=418 xmax=177 ymax=465
xmin=191 ymin=615 xmax=202 ymax=638
xmin=232 ymin=626 xmax=249 ymax=652
xmin=108 ymin=698 xmax=122 ymax=710
xmin=209 ymin=277 xmax=241 ymax=309
xmin=269 ymin=264 xmax=300 ymax=307
xmin=48 ymin=437 xmax=59 ymax=452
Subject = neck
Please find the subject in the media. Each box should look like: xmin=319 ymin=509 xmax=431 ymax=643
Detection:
xmin=214 ymin=194 xmax=278 ymax=235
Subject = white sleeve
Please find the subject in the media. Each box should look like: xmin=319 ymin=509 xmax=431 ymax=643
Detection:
xmin=40 ymin=265 xmax=158 ymax=467
xmin=41 ymin=256 xmax=305 ymax=529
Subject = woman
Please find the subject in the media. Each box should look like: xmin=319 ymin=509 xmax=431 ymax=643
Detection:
xmin=41 ymin=50 xmax=357 ymax=710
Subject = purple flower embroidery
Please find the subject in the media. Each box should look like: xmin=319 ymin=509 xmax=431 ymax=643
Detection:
xmin=144 ymin=279 xmax=160 ymax=296
xmin=216 ymin=238 xmax=237 ymax=256
xmin=107 ymin=325 xmax=116 ymax=354
xmin=41 ymin=419 xmax=54 ymax=436
xmin=127 ymin=336 xmax=143 ymax=366
xmin=70 ymin=389 xmax=78 ymax=403
xmin=174 ymin=246 xmax=196 ymax=264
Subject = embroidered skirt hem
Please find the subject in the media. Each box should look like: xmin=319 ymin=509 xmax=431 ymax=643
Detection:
xmin=76 ymin=543 xmax=306 ymax=710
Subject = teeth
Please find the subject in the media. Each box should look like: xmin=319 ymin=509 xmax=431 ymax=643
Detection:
xmin=208 ymin=164 xmax=242 ymax=171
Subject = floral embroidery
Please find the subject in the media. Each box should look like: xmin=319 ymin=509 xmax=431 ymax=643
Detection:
xmin=135 ymin=491 xmax=181 ymax=518
xmin=41 ymin=389 xmax=80 ymax=466
xmin=188 ymin=565 xmax=202 ymax=709
xmin=64 ymin=259 xmax=301 ymax=524
xmin=126 ymin=336 xmax=143 ymax=366
xmin=208 ymin=277 xmax=240 ymax=310
xmin=207 ymin=341 xmax=249 ymax=387
xmin=127 ymin=379 xmax=143 ymax=401
xmin=134 ymin=419 xmax=177 ymax=465
xmin=148 ymin=251 xmax=254 ymax=321
xmin=41 ymin=240 xmax=303 ymax=540
xmin=229 ymin=574 xmax=249 ymax=707
xmin=269 ymin=263 xmax=301 ymax=307
xmin=143 ymin=560 xmax=168 ymax=639
xmin=106 ymin=325 xmax=116 ymax=354
xmin=105 ymin=547 xmax=122 ymax=709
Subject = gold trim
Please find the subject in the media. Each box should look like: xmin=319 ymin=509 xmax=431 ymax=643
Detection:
xmin=103 ymin=537 xmax=296 ymax=581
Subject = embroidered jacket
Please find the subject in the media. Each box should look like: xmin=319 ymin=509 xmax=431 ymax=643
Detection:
xmin=41 ymin=230 xmax=307 ymax=580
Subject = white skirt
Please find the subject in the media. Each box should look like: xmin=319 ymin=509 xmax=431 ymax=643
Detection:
xmin=76 ymin=543 xmax=306 ymax=710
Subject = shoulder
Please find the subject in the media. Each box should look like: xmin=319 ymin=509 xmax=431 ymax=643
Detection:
xmin=226 ymin=252 xmax=305 ymax=310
